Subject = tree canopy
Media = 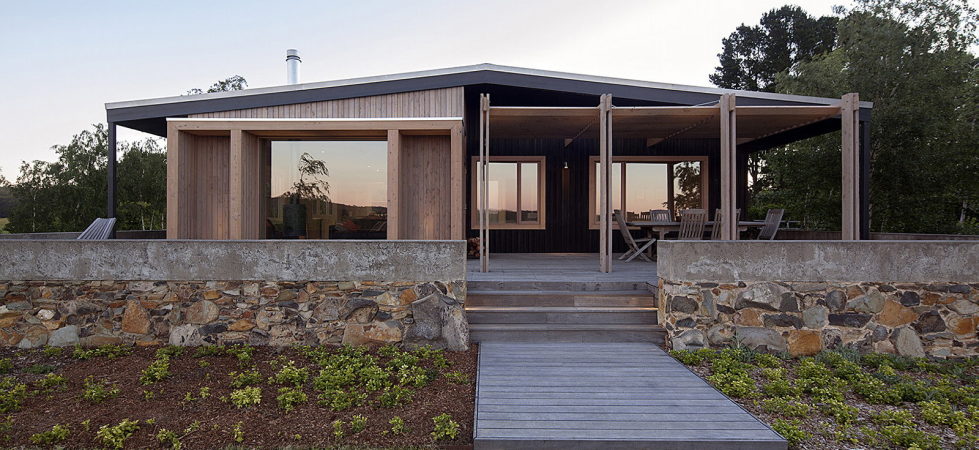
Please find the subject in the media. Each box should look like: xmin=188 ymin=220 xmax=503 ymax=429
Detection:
xmin=715 ymin=0 xmax=978 ymax=234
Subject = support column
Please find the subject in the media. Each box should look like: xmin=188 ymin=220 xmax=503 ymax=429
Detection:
xmin=841 ymin=93 xmax=860 ymax=240
xmin=859 ymin=118 xmax=872 ymax=240
xmin=719 ymin=94 xmax=738 ymax=240
xmin=387 ymin=129 xmax=401 ymax=239
xmin=450 ymin=124 xmax=465 ymax=240
xmin=599 ymin=94 xmax=613 ymax=273
xmin=165 ymin=122 xmax=181 ymax=239
xmin=479 ymin=94 xmax=490 ymax=272
xmin=107 ymin=122 xmax=117 ymax=222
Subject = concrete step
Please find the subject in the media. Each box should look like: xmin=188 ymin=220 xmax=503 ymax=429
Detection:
xmin=467 ymin=306 xmax=658 ymax=325
xmin=468 ymin=280 xmax=655 ymax=292
xmin=467 ymin=290 xmax=656 ymax=308
xmin=469 ymin=324 xmax=666 ymax=344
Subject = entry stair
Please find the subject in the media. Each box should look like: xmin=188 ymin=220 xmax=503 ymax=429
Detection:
xmin=466 ymin=281 xmax=665 ymax=344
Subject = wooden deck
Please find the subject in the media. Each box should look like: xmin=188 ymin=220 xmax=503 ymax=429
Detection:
xmin=474 ymin=342 xmax=786 ymax=449
xmin=467 ymin=253 xmax=657 ymax=290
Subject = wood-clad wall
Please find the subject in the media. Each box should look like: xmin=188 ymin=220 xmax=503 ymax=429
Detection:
xmin=190 ymin=88 xmax=465 ymax=119
xmin=400 ymin=135 xmax=452 ymax=239
xmin=182 ymin=135 xmax=231 ymax=239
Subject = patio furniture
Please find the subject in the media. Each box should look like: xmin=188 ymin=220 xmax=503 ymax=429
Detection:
xmin=77 ymin=218 xmax=116 ymax=240
xmin=757 ymin=208 xmax=785 ymax=240
xmin=677 ymin=209 xmax=707 ymax=240
xmin=710 ymin=208 xmax=741 ymax=240
xmin=614 ymin=210 xmax=654 ymax=262
xmin=649 ymin=209 xmax=672 ymax=222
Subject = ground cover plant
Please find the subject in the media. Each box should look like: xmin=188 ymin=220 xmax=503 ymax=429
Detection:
xmin=671 ymin=346 xmax=979 ymax=449
xmin=0 ymin=343 xmax=476 ymax=448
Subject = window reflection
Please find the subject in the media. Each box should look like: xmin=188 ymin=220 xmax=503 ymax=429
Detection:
xmin=267 ymin=141 xmax=387 ymax=239
xmin=594 ymin=160 xmax=702 ymax=223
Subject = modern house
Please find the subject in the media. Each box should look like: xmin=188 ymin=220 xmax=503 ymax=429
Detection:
xmin=105 ymin=62 xmax=872 ymax=273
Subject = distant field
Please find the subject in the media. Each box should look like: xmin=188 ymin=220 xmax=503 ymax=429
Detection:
xmin=0 ymin=218 xmax=8 ymax=233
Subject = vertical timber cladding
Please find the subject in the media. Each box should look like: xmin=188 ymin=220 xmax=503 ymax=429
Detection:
xmin=400 ymin=135 xmax=453 ymax=239
xmin=170 ymin=133 xmax=231 ymax=239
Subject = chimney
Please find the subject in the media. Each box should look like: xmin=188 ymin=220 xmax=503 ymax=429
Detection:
xmin=286 ymin=49 xmax=301 ymax=84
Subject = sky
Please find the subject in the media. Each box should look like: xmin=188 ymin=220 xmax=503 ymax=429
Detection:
xmin=0 ymin=0 xmax=855 ymax=180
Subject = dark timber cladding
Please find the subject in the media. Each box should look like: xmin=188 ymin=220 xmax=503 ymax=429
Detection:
xmin=474 ymin=342 xmax=787 ymax=449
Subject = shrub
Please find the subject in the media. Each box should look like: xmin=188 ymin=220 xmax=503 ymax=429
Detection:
xmin=276 ymin=387 xmax=308 ymax=412
xmin=388 ymin=416 xmax=407 ymax=435
xmin=772 ymin=418 xmax=809 ymax=447
xmin=397 ymin=364 xmax=431 ymax=387
xmin=230 ymin=422 xmax=244 ymax=443
xmin=29 ymin=424 xmax=70 ymax=444
xmin=156 ymin=428 xmax=180 ymax=449
xmin=36 ymin=373 xmax=67 ymax=390
xmin=707 ymin=371 xmax=758 ymax=398
xmin=230 ymin=387 xmax=262 ymax=408
xmin=920 ymin=400 xmax=951 ymax=425
xmin=332 ymin=420 xmax=345 ymax=439
xmin=379 ymin=384 xmax=414 ymax=407
xmin=270 ymin=360 xmax=309 ymax=387
xmin=753 ymin=353 xmax=783 ymax=368
xmin=819 ymin=399 xmax=859 ymax=425
xmin=762 ymin=379 xmax=801 ymax=398
xmin=96 ymin=419 xmax=140 ymax=449
xmin=0 ymin=358 xmax=12 ymax=374
xmin=350 ymin=414 xmax=368 ymax=433
xmin=193 ymin=345 xmax=225 ymax=357
xmin=139 ymin=358 xmax=171 ymax=384
xmin=319 ymin=388 xmax=367 ymax=411
xmin=759 ymin=397 xmax=811 ymax=417
xmin=445 ymin=371 xmax=471 ymax=384
xmin=0 ymin=377 xmax=28 ymax=413
xmin=880 ymin=425 xmax=940 ymax=449
xmin=72 ymin=345 xmax=132 ymax=360
xmin=25 ymin=364 xmax=55 ymax=374
xmin=431 ymin=413 xmax=460 ymax=441
xmin=83 ymin=376 xmax=120 ymax=403
xmin=155 ymin=345 xmax=184 ymax=360
xmin=229 ymin=368 xmax=263 ymax=388
xmin=872 ymin=409 xmax=915 ymax=427
xmin=226 ymin=344 xmax=254 ymax=362
xmin=42 ymin=346 xmax=63 ymax=357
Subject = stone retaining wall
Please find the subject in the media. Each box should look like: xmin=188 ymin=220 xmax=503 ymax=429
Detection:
xmin=658 ymin=241 xmax=979 ymax=358
xmin=0 ymin=240 xmax=469 ymax=350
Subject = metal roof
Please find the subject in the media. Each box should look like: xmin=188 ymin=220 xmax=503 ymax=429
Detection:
xmin=106 ymin=63 xmax=872 ymax=136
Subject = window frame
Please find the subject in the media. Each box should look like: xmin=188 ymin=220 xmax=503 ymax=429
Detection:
xmin=469 ymin=156 xmax=547 ymax=230
xmin=587 ymin=156 xmax=708 ymax=229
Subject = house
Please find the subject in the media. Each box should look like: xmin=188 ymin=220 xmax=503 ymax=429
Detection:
xmin=105 ymin=61 xmax=872 ymax=273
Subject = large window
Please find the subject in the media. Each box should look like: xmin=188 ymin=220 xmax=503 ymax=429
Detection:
xmin=267 ymin=141 xmax=387 ymax=239
xmin=471 ymin=157 xmax=546 ymax=229
xmin=589 ymin=157 xmax=705 ymax=228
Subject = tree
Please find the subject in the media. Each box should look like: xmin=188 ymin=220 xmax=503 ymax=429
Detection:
xmin=186 ymin=75 xmax=248 ymax=95
xmin=777 ymin=0 xmax=978 ymax=233
xmin=710 ymin=6 xmax=838 ymax=92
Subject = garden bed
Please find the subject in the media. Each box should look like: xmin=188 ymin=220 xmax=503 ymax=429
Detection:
xmin=0 ymin=343 xmax=477 ymax=448
xmin=670 ymin=347 xmax=978 ymax=449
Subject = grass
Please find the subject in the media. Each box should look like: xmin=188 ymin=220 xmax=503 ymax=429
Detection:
xmin=671 ymin=347 xmax=979 ymax=449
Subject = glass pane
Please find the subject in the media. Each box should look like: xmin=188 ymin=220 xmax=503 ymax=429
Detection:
xmin=487 ymin=162 xmax=518 ymax=225
xmin=595 ymin=162 xmax=622 ymax=222
xmin=625 ymin=163 xmax=668 ymax=222
xmin=520 ymin=163 xmax=539 ymax=223
xmin=673 ymin=161 xmax=702 ymax=211
xmin=268 ymin=141 xmax=387 ymax=239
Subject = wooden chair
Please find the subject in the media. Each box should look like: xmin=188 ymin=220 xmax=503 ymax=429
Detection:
xmin=710 ymin=208 xmax=741 ymax=240
xmin=614 ymin=210 xmax=654 ymax=262
xmin=649 ymin=209 xmax=672 ymax=222
xmin=757 ymin=208 xmax=785 ymax=240
xmin=677 ymin=209 xmax=707 ymax=240
xmin=77 ymin=218 xmax=116 ymax=240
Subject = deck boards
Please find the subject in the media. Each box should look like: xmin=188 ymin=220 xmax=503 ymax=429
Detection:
xmin=467 ymin=253 xmax=657 ymax=285
xmin=474 ymin=342 xmax=786 ymax=449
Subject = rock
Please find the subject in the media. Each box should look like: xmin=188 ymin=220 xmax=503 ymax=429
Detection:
xmin=17 ymin=326 xmax=48 ymax=348
xmin=735 ymin=283 xmax=789 ymax=311
xmin=670 ymin=296 xmax=698 ymax=314
xmin=80 ymin=335 xmax=123 ymax=347
xmin=405 ymin=294 xmax=443 ymax=341
xmin=828 ymin=313 xmax=872 ymax=328
xmin=342 ymin=320 xmax=404 ymax=346
xmin=5 ymin=301 xmax=31 ymax=311
xmin=825 ymin=290 xmax=846 ymax=311
xmin=676 ymin=317 xmax=696 ymax=328
xmin=787 ymin=330 xmax=822 ymax=357
xmin=847 ymin=289 xmax=885 ymax=313
xmin=893 ymin=327 xmax=925 ymax=357
xmin=822 ymin=328 xmax=843 ymax=349
xmin=339 ymin=299 xmax=378 ymax=324
xmin=310 ymin=299 xmax=340 ymax=322
xmin=121 ymin=300 xmax=152 ymax=334
xmin=899 ymin=291 xmax=920 ymax=307
xmin=763 ymin=313 xmax=802 ymax=329
xmin=949 ymin=300 xmax=979 ymax=316
xmin=0 ymin=311 xmax=22 ymax=328
xmin=229 ymin=318 xmax=255 ymax=332
xmin=950 ymin=316 xmax=979 ymax=336
xmin=403 ymin=294 xmax=469 ymax=350
xmin=275 ymin=290 xmax=297 ymax=303
xmin=948 ymin=284 xmax=971 ymax=294
xmin=736 ymin=308 xmax=765 ymax=327
xmin=914 ymin=311 xmax=947 ymax=334
xmin=441 ymin=299 xmax=469 ymax=351
xmin=672 ymin=329 xmax=706 ymax=351
xmin=707 ymin=323 xmax=734 ymax=346
xmin=878 ymin=300 xmax=918 ymax=328
xmin=735 ymin=326 xmax=787 ymax=353
xmin=36 ymin=309 xmax=55 ymax=321
xmin=169 ymin=324 xmax=203 ymax=346
xmin=199 ymin=323 xmax=228 ymax=335
xmin=802 ymin=306 xmax=829 ymax=329
xmin=875 ymin=339 xmax=896 ymax=354
xmin=48 ymin=325 xmax=79 ymax=347
xmin=184 ymin=300 xmax=219 ymax=324
xmin=780 ymin=295 xmax=800 ymax=312
xmin=702 ymin=291 xmax=716 ymax=318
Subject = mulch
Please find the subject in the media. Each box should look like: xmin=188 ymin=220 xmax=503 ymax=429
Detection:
xmin=1 ymin=344 xmax=478 ymax=449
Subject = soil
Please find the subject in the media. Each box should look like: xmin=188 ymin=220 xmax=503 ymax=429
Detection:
xmin=1 ymin=344 xmax=478 ymax=449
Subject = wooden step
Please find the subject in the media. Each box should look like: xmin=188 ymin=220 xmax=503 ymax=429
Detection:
xmin=467 ymin=290 xmax=656 ymax=308
xmin=467 ymin=306 xmax=658 ymax=325
xmin=469 ymin=324 xmax=666 ymax=344
xmin=468 ymin=280 xmax=656 ymax=292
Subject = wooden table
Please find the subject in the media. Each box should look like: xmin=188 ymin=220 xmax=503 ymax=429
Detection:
xmin=625 ymin=220 xmax=766 ymax=255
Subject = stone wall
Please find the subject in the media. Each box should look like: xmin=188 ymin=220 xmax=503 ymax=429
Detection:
xmin=658 ymin=241 xmax=979 ymax=358
xmin=0 ymin=240 xmax=469 ymax=350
